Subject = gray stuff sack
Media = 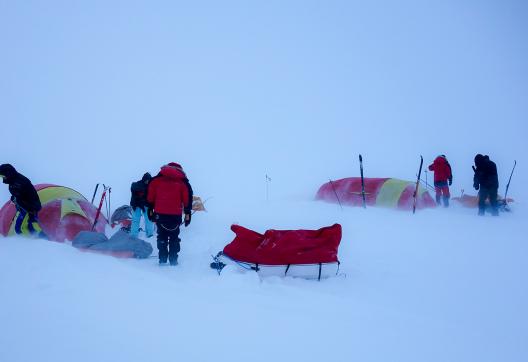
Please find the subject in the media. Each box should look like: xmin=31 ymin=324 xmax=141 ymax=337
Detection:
xmin=72 ymin=230 xmax=153 ymax=259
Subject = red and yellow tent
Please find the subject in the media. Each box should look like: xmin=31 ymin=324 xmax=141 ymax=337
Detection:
xmin=0 ymin=184 xmax=107 ymax=241
xmin=316 ymin=177 xmax=436 ymax=211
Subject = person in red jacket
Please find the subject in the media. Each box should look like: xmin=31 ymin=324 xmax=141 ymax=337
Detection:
xmin=147 ymin=162 xmax=193 ymax=265
xmin=428 ymin=155 xmax=453 ymax=207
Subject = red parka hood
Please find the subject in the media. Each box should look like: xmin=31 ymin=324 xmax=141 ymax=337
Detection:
xmin=148 ymin=163 xmax=192 ymax=216
xmin=159 ymin=163 xmax=186 ymax=180
xmin=434 ymin=155 xmax=448 ymax=165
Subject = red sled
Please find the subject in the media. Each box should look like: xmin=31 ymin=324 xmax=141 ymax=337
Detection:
xmin=212 ymin=224 xmax=342 ymax=280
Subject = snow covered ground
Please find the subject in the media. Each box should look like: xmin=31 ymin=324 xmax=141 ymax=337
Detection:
xmin=1 ymin=199 xmax=527 ymax=362
xmin=1 ymin=1 xmax=527 ymax=361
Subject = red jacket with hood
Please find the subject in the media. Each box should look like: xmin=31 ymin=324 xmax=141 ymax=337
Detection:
xmin=428 ymin=156 xmax=452 ymax=184
xmin=147 ymin=163 xmax=192 ymax=216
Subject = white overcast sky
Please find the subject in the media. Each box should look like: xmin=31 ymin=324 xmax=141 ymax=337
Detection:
xmin=1 ymin=0 xmax=526 ymax=204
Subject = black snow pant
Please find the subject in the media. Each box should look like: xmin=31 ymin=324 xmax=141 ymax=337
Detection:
xmin=155 ymin=214 xmax=182 ymax=263
xmin=478 ymin=187 xmax=498 ymax=216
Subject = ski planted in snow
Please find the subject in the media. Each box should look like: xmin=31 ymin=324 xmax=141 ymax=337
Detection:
xmin=359 ymin=154 xmax=366 ymax=208
xmin=91 ymin=183 xmax=99 ymax=204
xmin=412 ymin=155 xmax=424 ymax=214
xmin=504 ymin=160 xmax=517 ymax=202
xmin=92 ymin=185 xmax=111 ymax=231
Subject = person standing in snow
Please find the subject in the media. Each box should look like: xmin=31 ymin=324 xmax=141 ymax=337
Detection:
xmin=147 ymin=162 xmax=193 ymax=265
xmin=0 ymin=164 xmax=45 ymax=237
xmin=428 ymin=155 xmax=453 ymax=207
xmin=130 ymin=172 xmax=154 ymax=238
xmin=473 ymin=154 xmax=499 ymax=216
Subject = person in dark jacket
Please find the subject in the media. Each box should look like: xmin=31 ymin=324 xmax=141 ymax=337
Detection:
xmin=0 ymin=164 xmax=44 ymax=236
xmin=428 ymin=155 xmax=453 ymax=207
xmin=147 ymin=162 xmax=193 ymax=265
xmin=473 ymin=154 xmax=499 ymax=216
xmin=130 ymin=172 xmax=154 ymax=238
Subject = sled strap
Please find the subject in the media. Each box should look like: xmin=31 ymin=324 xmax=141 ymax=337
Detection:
xmin=318 ymin=263 xmax=322 ymax=281
xmin=285 ymin=264 xmax=291 ymax=276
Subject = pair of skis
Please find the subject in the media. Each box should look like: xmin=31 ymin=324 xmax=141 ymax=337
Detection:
xmin=359 ymin=154 xmax=424 ymax=213
xmin=91 ymin=183 xmax=111 ymax=231
xmin=359 ymin=154 xmax=424 ymax=214
xmin=359 ymin=154 xmax=423 ymax=214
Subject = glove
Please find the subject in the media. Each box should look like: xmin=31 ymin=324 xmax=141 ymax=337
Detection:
xmin=448 ymin=178 xmax=452 ymax=186
xmin=147 ymin=207 xmax=156 ymax=222
xmin=184 ymin=213 xmax=191 ymax=227
xmin=473 ymin=183 xmax=479 ymax=191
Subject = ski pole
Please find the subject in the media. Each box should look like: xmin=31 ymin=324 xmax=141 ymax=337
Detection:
xmin=265 ymin=174 xmax=271 ymax=202
xmin=107 ymin=187 xmax=112 ymax=220
xmin=91 ymin=183 xmax=99 ymax=204
xmin=103 ymin=184 xmax=109 ymax=221
xmin=329 ymin=179 xmax=343 ymax=211
xmin=504 ymin=160 xmax=517 ymax=201
xmin=419 ymin=178 xmax=435 ymax=191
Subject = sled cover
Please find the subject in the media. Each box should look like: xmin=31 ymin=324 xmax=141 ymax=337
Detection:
xmin=223 ymin=224 xmax=341 ymax=265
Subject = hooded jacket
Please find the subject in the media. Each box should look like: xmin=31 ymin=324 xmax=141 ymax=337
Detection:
xmin=474 ymin=155 xmax=499 ymax=190
xmin=147 ymin=163 xmax=193 ymax=216
xmin=0 ymin=164 xmax=42 ymax=214
xmin=130 ymin=172 xmax=152 ymax=210
xmin=428 ymin=156 xmax=453 ymax=184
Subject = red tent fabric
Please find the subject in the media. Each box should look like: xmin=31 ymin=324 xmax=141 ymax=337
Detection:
xmin=316 ymin=177 xmax=436 ymax=211
xmin=223 ymin=224 xmax=341 ymax=265
xmin=0 ymin=184 xmax=107 ymax=242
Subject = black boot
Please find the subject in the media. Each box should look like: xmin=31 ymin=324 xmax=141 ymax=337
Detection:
xmin=157 ymin=240 xmax=169 ymax=264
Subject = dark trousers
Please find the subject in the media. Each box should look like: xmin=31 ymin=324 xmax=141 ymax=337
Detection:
xmin=479 ymin=187 xmax=498 ymax=216
xmin=156 ymin=214 xmax=182 ymax=263
xmin=434 ymin=181 xmax=450 ymax=207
